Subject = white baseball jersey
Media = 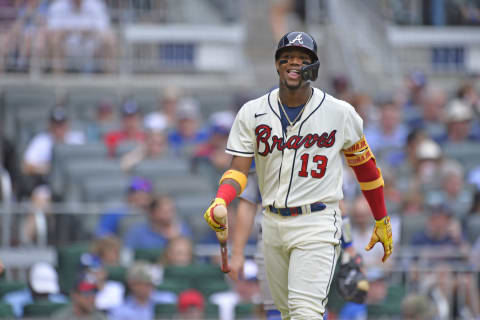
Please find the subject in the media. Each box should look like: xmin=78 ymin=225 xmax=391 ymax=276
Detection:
xmin=226 ymin=88 xmax=363 ymax=208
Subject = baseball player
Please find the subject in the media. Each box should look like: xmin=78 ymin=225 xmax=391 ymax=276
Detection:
xmin=229 ymin=168 xmax=368 ymax=320
xmin=203 ymin=31 xmax=393 ymax=319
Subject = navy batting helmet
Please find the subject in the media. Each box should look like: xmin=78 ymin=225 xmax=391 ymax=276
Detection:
xmin=275 ymin=31 xmax=319 ymax=81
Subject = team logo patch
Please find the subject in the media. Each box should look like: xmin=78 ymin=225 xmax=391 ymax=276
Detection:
xmin=289 ymin=34 xmax=303 ymax=45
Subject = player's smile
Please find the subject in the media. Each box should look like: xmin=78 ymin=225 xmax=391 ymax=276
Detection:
xmin=276 ymin=48 xmax=312 ymax=89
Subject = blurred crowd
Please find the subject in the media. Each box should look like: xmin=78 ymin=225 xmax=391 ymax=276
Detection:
xmin=0 ymin=70 xmax=479 ymax=318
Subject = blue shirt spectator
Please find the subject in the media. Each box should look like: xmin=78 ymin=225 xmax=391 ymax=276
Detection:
xmin=123 ymin=195 xmax=192 ymax=250
xmin=95 ymin=177 xmax=153 ymax=238
xmin=167 ymin=97 xmax=209 ymax=157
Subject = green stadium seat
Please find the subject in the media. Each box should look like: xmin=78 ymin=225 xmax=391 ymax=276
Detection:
xmin=0 ymin=302 xmax=14 ymax=318
xmin=23 ymin=301 xmax=69 ymax=317
xmin=195 ymin=279 xmax=230 ymax=297
xmin=205 ymin=303 xmax=219 ymax=318
xmin=0 ymin=281 xmax=27 ymax=298
xmin=134 ymin=248 xmax=164 ymax=263
xmin=154 ymin=303 xmax=176 ymax=319
xmin=57 ymin=242 xmax=90 ymax=293
xmin=157 ymin=279 xmax=191 ymax=294
xmin=235 ymin=302 xmax=257 ymax=318
xmin=164 ymin=264 xmax=225 ymax=282
xmin=105 ymin=266 xmax=128 ymax=284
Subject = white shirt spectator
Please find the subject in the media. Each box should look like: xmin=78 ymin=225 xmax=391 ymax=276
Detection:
xmin=47 ymin=0 xmax=110 ymax=31
xmin=96 ymin=280 xmax=125 ymax=311
xmin=24 ymin=131 xmax=85 ymax=167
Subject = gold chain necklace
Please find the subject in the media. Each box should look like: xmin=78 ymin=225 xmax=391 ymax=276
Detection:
xmin=277 ymin=89 xmax=313 ymax=132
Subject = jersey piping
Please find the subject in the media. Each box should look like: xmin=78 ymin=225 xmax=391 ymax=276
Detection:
xmin=284 ymin=91 xmax=327 ymax=206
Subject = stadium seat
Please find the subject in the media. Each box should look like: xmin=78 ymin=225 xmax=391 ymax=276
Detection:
xmin=235 ymin=302 xmax=256 ymax=318
xmin=0 ymin=281 xmax=27 ymax=298
xmin=57 ymin=242 xmax=90 ymax=293
xmin=23 ymin=302 xmax=69 ymax=317
xmin=205 ymin=303 xmax=220 ymax=318
xmin=105 ymin=266 xmax=128 ymax=284
xmin=0 ymin=302 xmax=14 ymax=318
xmin=196 ymin=279 xmax=230 ymax=297
xmin=156 ymin=279 xmax=191 ymax=294
xmin=156 ymin=174 xmax=214 ymax=196
xmin=134 ymin=248 xmax=164 ymax=263
xmin=466 ymin=215 xmax=480 ymax=244
xmin=443 ymin=141 xmax=480 ymax=172
xmin=400 ymin=214 xmax=427 ymax=245
xmin=154 ymin=303 xmax=176 ymax=319
xmin=53 ymin=143 xmax=108 ymax=164
xmin=131 ymin=158 xmax=191 ymax=182
xmin=82 ymin=175 xmax=129 ymax=202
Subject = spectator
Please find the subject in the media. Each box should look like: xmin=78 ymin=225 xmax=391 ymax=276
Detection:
xmin=109 ymin=261 xmax=176 ymax=320
xmin=210 ymin=259 xmax=261 ymax=320
xmin=0 ymin=0 xmax=48 ymax=72
xmin=176 ymin=289 xmax=205 ymax=320
xmin=268 ymin=0 xmax=293 ymax=41
xmin=350 ymin=196 xmax=400 ymax=269
xmin=124 ymin=194 xmax=192 ymax=250
xmin=0 ymin=135 xmax=19 ymax=199
xmin=21 ymin=106 xmax=85 ymax=198
xmin=52 ymin=273 xmax=106 ymax=319
xmin=85 ymin=99 xmax=117 ymax=142
xmin=192 ymin=111 xmax=235 ymax=189
xmin=401 ymin=293 xmax=435 ymax=320
xmin=351 ymin=93 xmax=377 ymax=130
xmin=3 ymin=262 xmax=68 ymax=318
xmin=414 ymin=86 xmax=447 ymax=141
xmin=46 ymin=0 xmax=116 ymax=73
xmin=19 ymin=185 xmax=52 ymax=245
xmin=144 ymin=86 xmax=181 ymax=130
xmin=90 ymin=235 xmax=123 ymax=267
xmin=364 ymin=268 xmax=403 ymax=319
xmin=427 ymin=161 xmax=472 ymax=218
xmin=161 ymin=236 xmax=194 ymax=267
xmin=95 ymin=176 xmax=153 ymax=238
xmin=120 ymin=112 xmax=170 ymax=172
xmin=78 ymin=252 xmax=125 ymax=312
xmin=104 ymin=99 xmax=145 ymax=157
xmin=410 ymin=203 xmax=469 ymax=262
xmin=443 ymin=99 xmax=476 ymax=143
xmin=410 ymin=138 xmax=443 ymax=192
xmin=168 ymin=97 xmax=209 ymax=158
xmin=364 ymin=99 xmax=408 ymax=165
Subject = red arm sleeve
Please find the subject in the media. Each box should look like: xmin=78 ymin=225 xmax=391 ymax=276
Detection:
xmin=350 ymin=158 xmax=387 ymax=220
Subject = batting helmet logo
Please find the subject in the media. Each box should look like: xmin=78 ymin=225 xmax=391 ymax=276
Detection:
xmin=289 ymin=34 xmax=304 ymax=45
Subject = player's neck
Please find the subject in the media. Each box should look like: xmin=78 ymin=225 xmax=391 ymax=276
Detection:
xmin=278 ymin=86 xmax=311 ymax=107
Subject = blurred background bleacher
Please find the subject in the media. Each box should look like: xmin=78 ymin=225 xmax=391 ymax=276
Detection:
xmin=0 ymin=0 xmax=480 ymax=319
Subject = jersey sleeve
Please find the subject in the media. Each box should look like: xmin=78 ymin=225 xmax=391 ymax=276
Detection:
xmin=239 ymin=171 xmax=261 ymax=204
xmin=342 ymin=104 xmax=364 ymax=150
xmin=226 ymin=105 xmax=255 ymax=157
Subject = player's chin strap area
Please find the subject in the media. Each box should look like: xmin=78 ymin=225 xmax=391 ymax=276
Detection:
xmin=301 ymin=61 xmax=320 ymax=82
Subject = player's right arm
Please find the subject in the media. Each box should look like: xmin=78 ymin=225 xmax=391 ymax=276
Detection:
xmin=229 ymin=198 xmax=257 ymax=280
xmin=203 ymin=156 xmax=253 ymax=232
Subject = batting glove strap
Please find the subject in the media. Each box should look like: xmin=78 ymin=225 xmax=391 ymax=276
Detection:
xmin=203 ymin=198 xmax=227 ymax=232
xmin=365 ymin=216 xmax=393 ymax=263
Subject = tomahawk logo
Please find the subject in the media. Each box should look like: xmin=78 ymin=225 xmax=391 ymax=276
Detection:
xmin=289 ymin=34 xmax=303 ymax=44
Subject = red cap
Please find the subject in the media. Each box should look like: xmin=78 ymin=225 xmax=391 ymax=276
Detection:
xmin=178 ymin=289 xmax=204 ymax=313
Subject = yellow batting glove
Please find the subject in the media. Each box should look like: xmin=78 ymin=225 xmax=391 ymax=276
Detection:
xmin=365 ymin=216 xmax=393 ymax=263
xmin=203 ymin=198 xmax=227 ymax=232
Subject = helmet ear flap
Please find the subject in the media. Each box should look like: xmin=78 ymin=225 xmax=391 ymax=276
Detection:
xmin=300 ymin=61 xmax=320 ymax=81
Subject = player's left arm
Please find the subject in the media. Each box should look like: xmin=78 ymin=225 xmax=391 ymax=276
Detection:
xmin=342 ymin=136 xmax=393 ymax=263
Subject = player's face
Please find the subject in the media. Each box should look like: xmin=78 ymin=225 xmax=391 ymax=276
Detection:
xmin=276 ymin=48 xmax=312 ymax=90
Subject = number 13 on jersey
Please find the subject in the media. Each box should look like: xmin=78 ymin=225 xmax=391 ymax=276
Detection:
xmin=298 ymin=154 xmax=328 ymax=179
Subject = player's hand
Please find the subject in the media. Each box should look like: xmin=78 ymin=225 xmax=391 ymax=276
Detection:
xmin=203 ymin=198 xmax=227 ymax=232
xmin=365 ymin=216 xmax=393 ymax=263
xmin=228 ymin=254 xmax=245 ymax=281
